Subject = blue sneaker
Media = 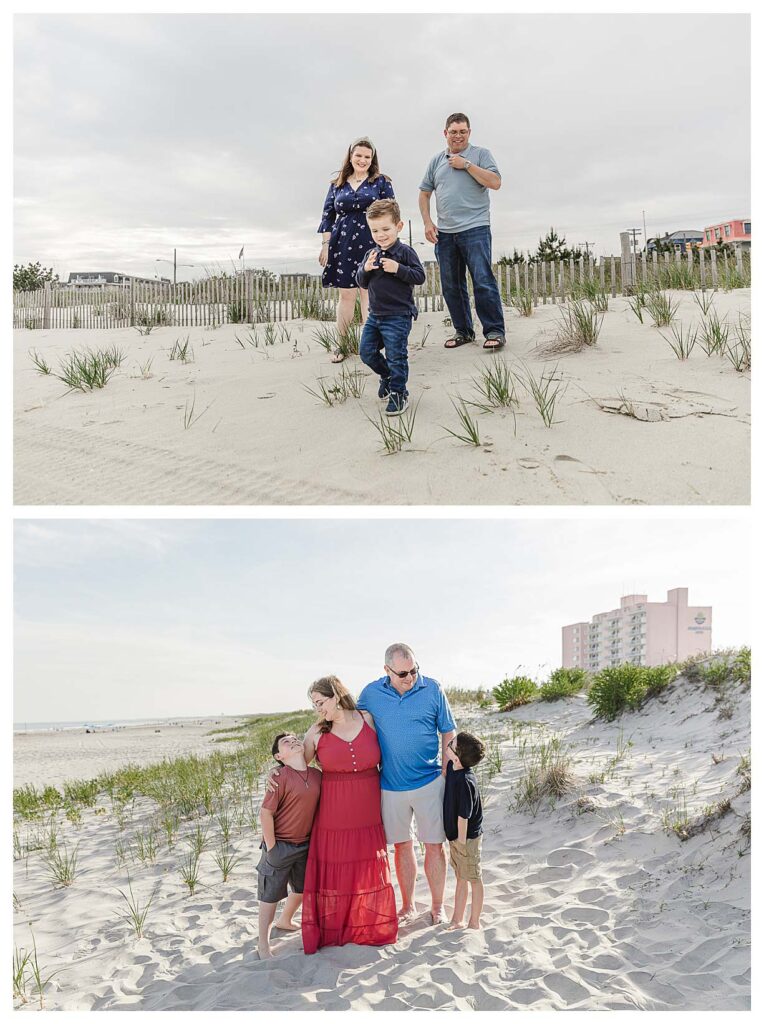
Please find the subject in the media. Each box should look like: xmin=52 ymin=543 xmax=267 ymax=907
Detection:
xmin=378 ymin=377 xmax=391 ymax=401
xmin=385 ymin=392 xmax=409 ymax=417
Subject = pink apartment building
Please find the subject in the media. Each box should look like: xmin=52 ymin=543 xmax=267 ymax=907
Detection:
xmin=699 ymin=219 xmax=751 ymax=250
xmin=562 ymin=588 xmax=712 ymax=672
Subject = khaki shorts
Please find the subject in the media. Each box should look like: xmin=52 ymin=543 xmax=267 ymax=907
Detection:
xmin=449 ymin=836 xmax=483 ymax=881
xmin=381 ymin=775 xmax=446 ymax=845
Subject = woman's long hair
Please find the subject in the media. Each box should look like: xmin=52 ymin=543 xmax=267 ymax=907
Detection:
xmin=332 ymin=137 xmax=389 ymax=187
xmin=308 ymin=675 xmax=358 ymax=734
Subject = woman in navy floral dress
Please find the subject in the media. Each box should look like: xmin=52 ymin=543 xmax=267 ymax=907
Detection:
xmin=318 ymin=137 xmax=395 ymax=362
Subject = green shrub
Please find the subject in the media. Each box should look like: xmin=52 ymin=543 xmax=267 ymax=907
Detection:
xmin=731 ymin=647 xmax=751 ymax=686
xmin=494 ymin=675 xmax=537 ymax=711
xmin=587 ymin=663 xmax=676 ymax=720
xmin=539 ymin=667 xmax=589 ymax=701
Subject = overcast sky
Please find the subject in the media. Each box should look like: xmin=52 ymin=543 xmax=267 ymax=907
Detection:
xmin=14 ymin=13 xmax=750 ymax=281
xmin=14 ymin=518 xmax=750 ymax=724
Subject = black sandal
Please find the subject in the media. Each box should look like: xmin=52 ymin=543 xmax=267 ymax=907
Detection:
xmin=444 ymin=334 xmax=475 ymax=349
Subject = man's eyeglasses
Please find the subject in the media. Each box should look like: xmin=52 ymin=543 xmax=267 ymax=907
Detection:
xmin=446 ymin=129 xmax=470 ymax=136
xmin=387 ymin=665 xmax=419 ymax=680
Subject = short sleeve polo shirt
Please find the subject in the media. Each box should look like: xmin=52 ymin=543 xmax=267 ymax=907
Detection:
xmin=357 ymin=674 xmax=457 ymax=792
xmin=419 ymin=143 xmax=500 ymax=233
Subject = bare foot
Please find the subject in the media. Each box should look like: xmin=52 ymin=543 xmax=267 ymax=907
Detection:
xmin=467 ymin=921 xmax=482 ymax=930
xmin=397 ymin=905 xmax=417 ymax=923
xmin=430 ymin=907 xmax=447 ymax=925
xmin=257 ymin=945 xmax=273 ymax=960
xmin=273 ymin=919 xmax=299 ymax=932
xmin=447 ymin=920 xmax=464 ymax=931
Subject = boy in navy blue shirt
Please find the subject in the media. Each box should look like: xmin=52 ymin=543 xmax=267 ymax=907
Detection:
xmin=356 ymin=199 xmax=426 ymax=416
xmin=443 ymin=731 xmax=485 ymax=930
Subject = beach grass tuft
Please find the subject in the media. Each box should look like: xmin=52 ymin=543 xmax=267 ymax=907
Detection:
xmin=587 ymin=663 xmax=677 ymax=720
xmin=538 ymin=667 xmax=589 ymax=701
xmin=442 ymin=398 xmax=482 ymax=446
xmin=511 ymin=735 xmax=576 ymax=815
xmin=29 ymin=349 xmax=52 ymax=375
xmin=470 ymin=359 xmax=517 ymax=410
xmin=54 ymin=348 xmax=122 ymax=392
xmin=115 ymin=875 xmax=159 ymax=939
xmin=213 ymin=842 xmax=241 ymax=882
xmin=519 ymin=363 xmax=566 ymax=427
xmin=697 ymin=309 xmax=729 ymax=356
xmin=169 ymin=336 xmax=194 ymax=363
xmin=364 ymin=399 xmax=419 ymax=454
xmin=494 ymin=675 xmax=538 ymax=711
xmin=644 ymin=290 xmax=680 ymax=327
xmin=660 ymin=322 xmax=698 ymax=360
xmin=510 ymin=289 xmax=534 ymax=316
xmin=44 ymin=843 xmax=79 ymax=887
xmin=179 ymin=849 xmax=201 ymax=895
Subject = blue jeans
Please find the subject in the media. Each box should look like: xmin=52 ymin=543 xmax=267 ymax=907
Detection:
xmin=435 ymin=225 xmax=505 ymax=338
xmin=360 ymin=312 xmax=412 ymax=395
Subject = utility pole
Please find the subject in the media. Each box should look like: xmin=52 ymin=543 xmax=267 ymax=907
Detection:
xmin=579 ymin=241 xmax=594 ymax=257
xmin=156 ymin=249 xmax=194 ymax=285
xmin=627 ymin=227 xmax=642 ymax=254
xmin=642 ymin=210 xmax=647 ymax=249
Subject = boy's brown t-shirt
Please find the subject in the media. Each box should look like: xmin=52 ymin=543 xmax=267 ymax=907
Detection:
xmin=261 ymin=764 xmax=322 ymax=843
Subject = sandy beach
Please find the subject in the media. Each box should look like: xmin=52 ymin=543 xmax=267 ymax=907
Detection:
xmin=13 ymin=718 xmax=246 ymax=791
xmin=14 ymin=289 xmax=750 ymax=506
xmin=13 ymin=668 xmax=750 ymax=1010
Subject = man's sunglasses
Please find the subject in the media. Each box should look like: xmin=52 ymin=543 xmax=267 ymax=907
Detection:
xmin=387 ymin=665 xmax=419 ymax=680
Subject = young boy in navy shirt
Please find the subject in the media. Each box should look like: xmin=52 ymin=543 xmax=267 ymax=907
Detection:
xmin=443 ymin=730 xmax=485 ymax=930
xmin=356 ymin=198 xmax=426 ymax=416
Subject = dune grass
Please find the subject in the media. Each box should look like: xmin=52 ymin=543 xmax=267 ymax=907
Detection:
xmin=538 ymin=667 xmax=590 ymax=701
xmin=587 ymin=663 xmax=678 ymax=720
xmin=494 ymin=675 xmax=538 ymax=711
xmin=511 ymin=734 xmax=576 ymax=815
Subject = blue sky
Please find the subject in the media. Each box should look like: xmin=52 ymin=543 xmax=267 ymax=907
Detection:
xmin=14 ymin=518 xmax=750 ymax=722
xmin=14 ymin=13 xmax=750 ymax=280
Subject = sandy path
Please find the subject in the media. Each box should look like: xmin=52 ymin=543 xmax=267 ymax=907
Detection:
xmin=14 ymin=291 xmax=750 ymax=505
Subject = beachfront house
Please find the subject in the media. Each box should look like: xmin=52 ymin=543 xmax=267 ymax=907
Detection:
xmin=645 ymin=230 xmax=704 ymax=254
xmin=562 ymin=587 xmax=712 ymax=672
xmin=67 ymin=272 xmax=171 ymax=288
xmin=699 ymin=219 xmax=751 ymax=250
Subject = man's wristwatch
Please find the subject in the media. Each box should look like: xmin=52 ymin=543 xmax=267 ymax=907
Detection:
xmin=463 ymin=160 xmax=472 ymax=170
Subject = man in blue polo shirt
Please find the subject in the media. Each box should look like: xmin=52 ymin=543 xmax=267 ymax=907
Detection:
xmin=419 ymin=111 xmax=506 ymax=351
xmin=357 ymin=642 xmax=457 ymax=925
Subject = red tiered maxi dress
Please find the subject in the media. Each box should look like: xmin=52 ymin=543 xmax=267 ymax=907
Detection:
xmin=301 ymin=720 xmax=398 ymax=954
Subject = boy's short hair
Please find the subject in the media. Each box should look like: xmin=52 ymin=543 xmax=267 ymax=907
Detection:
xmin=271 ymin=733 xmax=288 ymax=759
xmin=455 ymin=731 xmax=485 ymax=769
xmin=445 ymin=112 xmax=470 ymax=129
xmin=367 ymin=198 xmax=401 ymax=223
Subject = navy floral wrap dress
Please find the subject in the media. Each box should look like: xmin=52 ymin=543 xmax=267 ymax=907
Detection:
xmin=318 ymin=176 xmax=396 ymax=288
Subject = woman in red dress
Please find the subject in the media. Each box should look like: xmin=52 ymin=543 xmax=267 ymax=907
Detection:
xmin=301 ymin=676 xmax=398 ymax=954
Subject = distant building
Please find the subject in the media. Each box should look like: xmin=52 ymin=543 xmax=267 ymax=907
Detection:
xmin=562 ymin=588 xmax=712 ymax=671
xmin=645 ymin=230 xmax=704 ymax=254
xmin=67 ymin=272 xmax=171 ymax=288
xmin=699 ymin=219 xmax=751 ymax=250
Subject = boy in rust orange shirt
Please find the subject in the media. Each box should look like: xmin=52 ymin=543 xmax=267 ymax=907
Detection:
xmin=257 ymin=732 xmax=321 ymax=959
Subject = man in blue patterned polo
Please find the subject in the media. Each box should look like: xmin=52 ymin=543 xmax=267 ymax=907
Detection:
xmin=357 ymin=642 xmax=457 ymax=925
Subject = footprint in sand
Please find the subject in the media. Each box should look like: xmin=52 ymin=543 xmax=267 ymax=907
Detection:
xmin=560 ymin=906 xmax=610 ymax=926
xmin=550 ymin=454 xmax=614 ymax=502
xmin=547 ymin=847 xmax=595 ymax=867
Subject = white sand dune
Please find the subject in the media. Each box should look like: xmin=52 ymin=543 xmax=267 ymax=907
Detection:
xmin=13 ymin=670 xmax=750 ymax=1010
xmin=14 ymin=290 xmax=750 ymax=505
